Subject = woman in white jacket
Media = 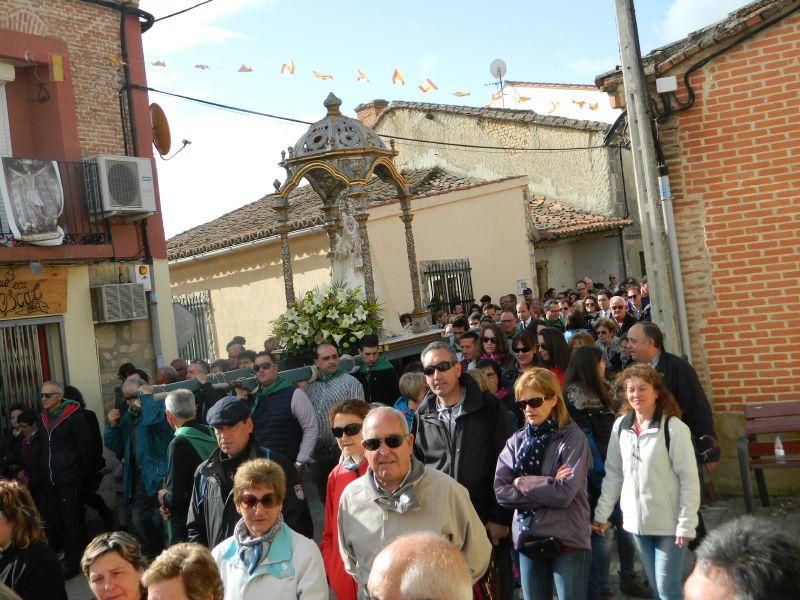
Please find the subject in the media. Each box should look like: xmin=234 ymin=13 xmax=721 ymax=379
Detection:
xmin=592 ymin=365 xmax=699 ymax=600
xmin=212 ymin=458 xmax=327 ymax=600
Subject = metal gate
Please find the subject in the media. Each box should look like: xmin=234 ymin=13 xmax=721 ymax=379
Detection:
xmin=421 ymin=259 xmax=475 ymax=320
xmin=173 ymin=291 xmax=215 ymax=363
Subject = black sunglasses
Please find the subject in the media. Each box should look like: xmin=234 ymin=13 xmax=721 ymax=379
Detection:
xmin=513 ymin=346 xmax=531 ymax=353
xmin=362 ymin=435 xmax=406 ymax=451
xmin=254 ymin=363 xmax=274 ymax=371
xmin=40 ymin=392 xmax=59 ymax=398
xmin=331 ymin=423 xmax=362 ymax=438
xmin=482 ymin=336 xmax=497 ymax=343
xmin=516 ymin=396 xmax=549 ymax=409
xmin=538 ymin=343 xmax=549 ymax=351
xmin=239 ymin=492 xmax=279 ymax=509
xmin=422 ymin=361 xmax=453 ymax=376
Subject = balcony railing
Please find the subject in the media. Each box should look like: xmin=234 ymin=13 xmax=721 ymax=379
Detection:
xmin=0 ymin=159 xmax=112 ymax=248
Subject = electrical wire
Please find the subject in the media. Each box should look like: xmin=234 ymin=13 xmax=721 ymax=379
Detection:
xmin=132 ymin=84 xmax=610 ymax=153
xmin=154 ymin=0 xmax=216 ymax=23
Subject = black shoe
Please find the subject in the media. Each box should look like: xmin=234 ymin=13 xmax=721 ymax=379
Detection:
xmin=619 ymin=572 xmax=653 ymax=598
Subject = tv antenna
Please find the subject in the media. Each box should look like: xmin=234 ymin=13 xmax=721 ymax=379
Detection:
xmin=489 ymin=59 xmax=507 ymax=108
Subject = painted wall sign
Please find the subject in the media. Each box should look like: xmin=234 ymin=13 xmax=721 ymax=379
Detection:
xmin=0 ymin=266 xmax=67 ymax=320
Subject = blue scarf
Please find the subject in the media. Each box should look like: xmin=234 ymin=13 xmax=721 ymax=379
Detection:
xmin=514 ymin=418 xmax=557 ymax=535
xmin=234 ymin=513 xmax=284 ymax=575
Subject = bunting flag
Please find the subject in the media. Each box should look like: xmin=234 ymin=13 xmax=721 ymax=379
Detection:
xmin=313 ymin=71 xmax=333 ymax=80
xmin=418 ymin=78 xmax=438 ymax=93
xmin=50 ymin=54 xmax=64 ymax=82
xmin=392 ymin=68 xmax=405 ymax=86
xmin=452 ymin=91 xmax=471 ymax=97
xmin=356 ymin=67 xmax=369 ymax=82
xmin=517 ymin=96 xmax=531 ymax=103
xmin=151 ymin=60 xmax=166 ymax=67
xmin=280 ymin=59 xmax=295 ymax=75
xmin=195 ymin=64 xmax=210 ymax=70
xmin=238 ymin=65 xmax=253 ymax=72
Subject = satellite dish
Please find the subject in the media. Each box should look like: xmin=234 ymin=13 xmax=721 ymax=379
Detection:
xmin=150 ymin=103 xmax=172 ymax=157
xmin=489 ymin=59 xmax=507 ymax=80
xmin=173 ymin=303 xmax=197 ymax=350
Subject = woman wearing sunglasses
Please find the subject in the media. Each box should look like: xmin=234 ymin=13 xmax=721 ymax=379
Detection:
xmin=537 ymin=327 xmax=571 ymax=385
xmin=213 ymin=458 xmax=326 ymax=599
xmin=494 ymin=368 xmax=591 ymax=600
xmin=479 ymin=322 xmax=512 ymax=369
xmin=319 ymin=399 xmax=370 ymax=600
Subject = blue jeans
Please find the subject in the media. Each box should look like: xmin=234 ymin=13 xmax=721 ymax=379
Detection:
xmin=589 ymin=530 xmax=613 ymax=598
xmin=519 ymin=548 xmax=591 ymax=600
xmin=633 ymin=535 xmax=686 ymax=600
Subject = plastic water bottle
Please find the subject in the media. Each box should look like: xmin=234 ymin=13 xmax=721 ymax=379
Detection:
xmin=775 ymin=435 xmax=786 ymax=464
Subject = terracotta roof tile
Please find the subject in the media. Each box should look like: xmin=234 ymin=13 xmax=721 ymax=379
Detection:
xmin=528 ymin=195 xmax=633 ymax=241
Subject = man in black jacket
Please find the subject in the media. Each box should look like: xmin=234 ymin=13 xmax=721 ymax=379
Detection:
xmin=353 ymin=335 xmax=400 ymax=406
xmin=186 ymin=360 xmax=225 ymax=425
xmin=158 ymin=389 xmax=218 ymax=544
xmin=38 ymin=380 xmax=93 ymax=577
xmin=412 ymin=341 xmax=513 ymax=597
xmin=186 ymin=396 xmax=313 ymax=548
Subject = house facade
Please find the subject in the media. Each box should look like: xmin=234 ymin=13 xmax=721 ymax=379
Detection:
xmin=0 ymin=0 xmax=176 ymax=418
xmin=597 ymin=0 xmax=800 ymax=493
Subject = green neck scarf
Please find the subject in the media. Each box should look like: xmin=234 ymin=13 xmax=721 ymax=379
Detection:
xmin=359 ymin=355 xmax=393 ymax=373
xmin=47 ymin=399 xmax=76 ymax=418
xmin=317 ymin=367 xmax=345 ymax=383
xmin=250 ymin=377 xmax=295 ymax=415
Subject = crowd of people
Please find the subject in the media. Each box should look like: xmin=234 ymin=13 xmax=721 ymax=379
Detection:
xmin=0 ymin=275 xmax=799 ymax=599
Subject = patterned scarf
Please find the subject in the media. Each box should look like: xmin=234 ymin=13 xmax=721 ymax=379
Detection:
xmin=369 ymin=456 xmax=425 ymax=514
xmin=514 ymin=418 xmax=558 ymax=535
xmin=234 ymin=512 xmax=284 ymax=575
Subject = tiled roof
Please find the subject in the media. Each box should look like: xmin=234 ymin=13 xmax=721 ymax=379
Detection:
xmin=167 ymin=168 xmax=511 ymax=260
xmin=503 ymin=81 xmax=598 ymax=91
xmin=528 ymin=195 xmax=633 ymax=242
xmin=596 ymin=0 xmax=792 ymax=86
xmin=373 ymin=100 xmax=609 ymax=133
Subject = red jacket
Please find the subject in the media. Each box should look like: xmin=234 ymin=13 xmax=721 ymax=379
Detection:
xmin=319 ymin=459 xmax=368 ymax=600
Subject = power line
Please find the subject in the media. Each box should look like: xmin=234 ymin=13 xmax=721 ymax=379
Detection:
xmin=134 ymin=84 xmax=608 ymax=153
xmin=154 ymin=0 xmax=216 ymax=23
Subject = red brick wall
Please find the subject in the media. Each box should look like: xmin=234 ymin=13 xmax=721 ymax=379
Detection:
xmin=661 ymin=11 xmax=800 ymax=414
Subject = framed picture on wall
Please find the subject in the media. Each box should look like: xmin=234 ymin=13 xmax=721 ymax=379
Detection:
xmin=0 ymin=157 xmax=65 ymax=246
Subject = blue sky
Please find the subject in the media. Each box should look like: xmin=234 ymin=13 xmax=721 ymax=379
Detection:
xmin=137 ymin=0 xmax=748 ymax=237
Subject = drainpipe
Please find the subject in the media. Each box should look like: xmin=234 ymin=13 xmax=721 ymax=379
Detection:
xmin=658 ymin=162 xmax=692 ymax=361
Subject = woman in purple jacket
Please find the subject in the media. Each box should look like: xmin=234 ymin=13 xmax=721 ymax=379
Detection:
xmin=494 ymin=368 xmax=591 ymax=600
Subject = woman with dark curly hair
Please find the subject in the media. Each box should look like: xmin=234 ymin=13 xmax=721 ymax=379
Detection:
xmin=479 ymin=322 xmax=512 ymax=369
xmin=0 ymin=481 xmax=66 ymax=600
xmin=536 ymin=327 xmax=570 ymax=385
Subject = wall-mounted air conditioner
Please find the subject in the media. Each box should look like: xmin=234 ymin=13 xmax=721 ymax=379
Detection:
xmin=90 ymin=283 xmax=148 ymax=323
xmin=85 ymin=155 xmax=156 ymax=220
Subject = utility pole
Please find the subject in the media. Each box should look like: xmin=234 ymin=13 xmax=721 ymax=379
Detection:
xmin=613 ymin=0 xmax=683 ymax=356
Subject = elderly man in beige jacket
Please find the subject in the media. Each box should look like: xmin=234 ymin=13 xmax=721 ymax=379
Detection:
xmin=338 ymin=407 xmax=491 ymax=598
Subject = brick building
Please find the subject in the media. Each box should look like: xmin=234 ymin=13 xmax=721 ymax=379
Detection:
xmin=0 ymin=0 xmax=176 ymax=420
xmin=597 ymin=0 xmax=800 ymax=493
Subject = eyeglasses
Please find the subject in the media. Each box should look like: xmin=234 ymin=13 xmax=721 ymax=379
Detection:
xmin=39 ymin=392 xmax=59 ymax=398
xmin=253 ymin=363 xmax=274 ymax=371
xmin=596 ymin=330 xmax=610 ymax=336
xmin=611 ymin=305 xmax=625 ymax=310
xmin=362 ymin=435 xmax=406 ymax=451
xmin=238 ymin=492 xmax=279 ymax=509
xmin=516 ymin=396 xmax=549 ymax=409
xmin=331 ymin=423 xmax=362 ymax=438
xmin=585 ymin=302 xmax=597 ymax=307
xmin=559 ymin=307 xmax=569 ymax=312
xmin=481 ymin=336 xmax=497 ymax=343
xmin=628 ymin=294 xmax=638 ymax=299
xmin=422 ymin=361 xmax=454 ymax=376
xmin=538 ymin=344 xmax=549 ymax=351
xmin=513 ymin=346 xmax=531 ymax=353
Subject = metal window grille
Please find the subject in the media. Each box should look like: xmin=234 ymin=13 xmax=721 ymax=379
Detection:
xmin=421 ymin=259 xmax=474 ymax=321
xmin=173 ymin=291 xmax=216 ymax=363
xmin=0 ymin=322 xmax=45 ymax=430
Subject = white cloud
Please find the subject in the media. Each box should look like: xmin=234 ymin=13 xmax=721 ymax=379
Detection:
xmin=139 ymin=0 xmax=277 ymax=56
xmin=656 ymin=0 xmax=747 ymax=43
xmin=152 ymin=96 xmax=306 ymax=238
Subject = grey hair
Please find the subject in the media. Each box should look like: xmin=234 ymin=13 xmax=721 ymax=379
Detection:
xmin=121 ymin=378 xmax=146 ymax=393
xmin=164 ymin=389 xmax=196 ymax=420
xmin=41 ymin=380 xmax=64 ymax=393
xmin=420 ymin=341 xmax=457 ymax=364
xmin=364 ymin=406 xmax=409 ymax=436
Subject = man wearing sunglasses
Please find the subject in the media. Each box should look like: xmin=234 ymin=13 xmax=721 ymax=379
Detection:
xmin=609 ymin=295 xmax=637 ymax=336
xmin=245 ymin=351 xmax=318 ymax=472
xmin=412 ymin=342 xmax=515 ymax=598
xmin=338 ymin=406 xmax=491 ymax=595
xmin=353 ymin=335 xmax=400 ymax=408
xmin=186 ymin=396 xmax=313 ymax=548
xmin=38 ymin=380 xmax=93 ymax=577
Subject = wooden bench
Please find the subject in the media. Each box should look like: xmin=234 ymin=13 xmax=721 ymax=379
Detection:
xmin=737 ymin=401 xmax=800 ymax=513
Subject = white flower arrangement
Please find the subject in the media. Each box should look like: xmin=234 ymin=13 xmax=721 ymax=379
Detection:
xmin=272 ymin=282 xmax=381 ymax=356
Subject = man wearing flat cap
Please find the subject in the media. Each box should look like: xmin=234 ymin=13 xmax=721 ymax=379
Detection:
xmin=186 ymin=396 xmax=313 ymax=547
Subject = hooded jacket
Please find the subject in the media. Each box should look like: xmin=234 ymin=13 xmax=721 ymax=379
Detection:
xmin=39 ymin=400 xmax=93 ymax=486
xmin=412 ymin=374 xmax=512 ymax=525
xmin=352 ymin=356 xmax=400 ymax=407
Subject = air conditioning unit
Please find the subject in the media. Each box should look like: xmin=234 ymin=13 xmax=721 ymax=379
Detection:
xmin=85 ymin=155 xmax=156 ymax=219
xmin=90 ymin=283 xmax=148 ymax=323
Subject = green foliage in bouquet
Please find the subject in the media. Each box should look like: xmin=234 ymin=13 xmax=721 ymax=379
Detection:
xmin=272 ymin=282 xmax=381 ymax=356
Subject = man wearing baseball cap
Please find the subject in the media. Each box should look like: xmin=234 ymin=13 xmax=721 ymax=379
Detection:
xmin=186 ymin=396 xmax=313 ymax=547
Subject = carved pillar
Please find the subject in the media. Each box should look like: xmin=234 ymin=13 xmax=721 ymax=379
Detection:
xmin=400 ymin=198 xmax=423 ymax=313
xmin=276 ymin=205 xmax=295 ymax=307
xmin=322 ymin=198 xmax=340 ymax=265
xmin=353 ymin=198 xmax=376 ymax=304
